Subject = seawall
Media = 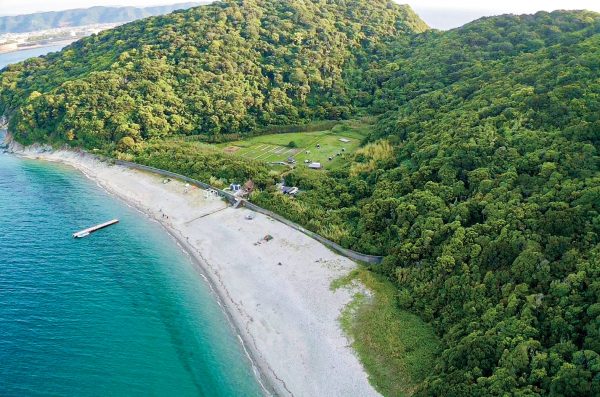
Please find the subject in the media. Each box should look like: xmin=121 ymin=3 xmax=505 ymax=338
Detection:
xmin=114 ymin=160 xmax=384 ymax=264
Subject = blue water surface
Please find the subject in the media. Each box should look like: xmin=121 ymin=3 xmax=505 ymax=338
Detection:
xmin=0 ymin=153 xmax=263 ymax=396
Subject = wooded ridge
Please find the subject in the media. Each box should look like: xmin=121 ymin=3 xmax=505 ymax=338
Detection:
xmin=1 ymin=1 xmax=599 ymax=395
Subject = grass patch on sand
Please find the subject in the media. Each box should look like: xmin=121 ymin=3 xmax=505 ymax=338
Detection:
xmin=334 ymin=268 xmax=441 ymax=397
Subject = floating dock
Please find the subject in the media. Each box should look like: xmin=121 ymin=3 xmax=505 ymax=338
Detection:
xmin=73 ymin=219 xmax=119 ymax=238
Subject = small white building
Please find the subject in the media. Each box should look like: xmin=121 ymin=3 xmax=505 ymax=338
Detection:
xmin=282 ymin=186 xmax=299 ymax=195
xmin=309 ymin=162 xmax=322 ymax=169
xmin=339 ymin=138 xmax=351 ymax=143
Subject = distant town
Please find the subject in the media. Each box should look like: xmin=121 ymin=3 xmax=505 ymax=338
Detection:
xmin=0 ymin=23 xmax=119 ymax=54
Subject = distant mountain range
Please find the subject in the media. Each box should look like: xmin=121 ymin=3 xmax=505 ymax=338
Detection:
xmin=0 ymin=3 xmax=204 ymax=34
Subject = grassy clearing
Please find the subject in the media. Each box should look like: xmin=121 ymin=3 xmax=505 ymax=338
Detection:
xmin=334 ymin=268 xmax=441 ymax=397
xmin=217 ymin=120 xmax=371 ymax=171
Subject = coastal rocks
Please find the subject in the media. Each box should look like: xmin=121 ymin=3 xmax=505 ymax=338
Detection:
xmin=5 ymin=137 xmax=53 ymax=155
xmin=0 ymin=129 xmax=8 ymax=152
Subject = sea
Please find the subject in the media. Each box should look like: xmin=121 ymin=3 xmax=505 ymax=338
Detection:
xmin=0 ymin=49 xmax=264 ymax=396
xmin=0 ymin=44 xmax=66 ymax=69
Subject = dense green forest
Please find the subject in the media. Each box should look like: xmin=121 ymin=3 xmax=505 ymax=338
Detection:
xmin=0 ymin=3 xmax=202 ymax=34
xmin=0 ymin=0 xmax=426 ymax=146
xmin=1 ymin=1 xmax=599 ymax=395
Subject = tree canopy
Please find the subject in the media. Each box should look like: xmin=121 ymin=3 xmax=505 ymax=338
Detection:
xmin=0 ymin=0 xmax=427 ymax=146
xmin=1 ymin=2 xmax=599 ymax=395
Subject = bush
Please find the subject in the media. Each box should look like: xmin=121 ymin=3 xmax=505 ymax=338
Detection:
xmin=117 ymin=136 xmax=136 ymax=151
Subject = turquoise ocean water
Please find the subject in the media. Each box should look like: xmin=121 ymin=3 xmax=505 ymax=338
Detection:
xmin=0 ymin=152 xmax=263 ymax=396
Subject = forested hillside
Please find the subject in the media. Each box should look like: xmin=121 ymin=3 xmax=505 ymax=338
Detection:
xmin=0 ymin=3 xmax=202 ymax=34
xmin=0 ymin=0 xmax=426 ymax=147
xmin=255 ymin=12 xmax=600 ymax=395
xmin=352 ymin=10 xmax=600 ymax=113
xmin=1 ymin=1 xmax=599 ymax=395
xmin=366 ymin=16 xmax=600 ymax=396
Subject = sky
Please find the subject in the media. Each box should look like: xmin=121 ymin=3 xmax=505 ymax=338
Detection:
xmin=410 ymin=0 xmax=600 ymax=29
xmin=1 ymin=0 xmax=600 ymax=29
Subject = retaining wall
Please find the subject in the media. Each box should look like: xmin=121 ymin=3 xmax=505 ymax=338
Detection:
xmin=114 ymin=159 xmax=384 ymax=264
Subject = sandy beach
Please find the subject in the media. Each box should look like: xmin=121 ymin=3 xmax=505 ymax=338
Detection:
xmin=8 ymin=142 xmax=380 ymax=397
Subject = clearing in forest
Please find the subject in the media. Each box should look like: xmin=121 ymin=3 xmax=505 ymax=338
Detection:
xmin=218 ymin=121 xmax=370 ymax=170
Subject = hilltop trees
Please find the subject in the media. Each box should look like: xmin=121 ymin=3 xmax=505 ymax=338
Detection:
xmin=257 ymin=10 xmax=600 ymax=395
xmin=0 ymin=0 xmax=427 ymax=147
xmin=1 ymin=1 xmax=599 ymax=395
